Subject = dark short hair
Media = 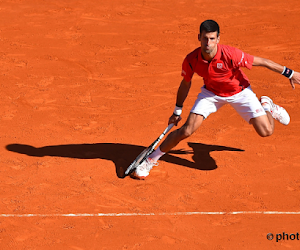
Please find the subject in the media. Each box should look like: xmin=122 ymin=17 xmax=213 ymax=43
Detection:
xmin=200 ymin=20 xmax=220 ymax=36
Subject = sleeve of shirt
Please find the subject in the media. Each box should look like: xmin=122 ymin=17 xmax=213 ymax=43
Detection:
xmin=232 ymin=47 xmax=254 ymax=70
xmin=181 ymin=57 xmax=194 ymax=82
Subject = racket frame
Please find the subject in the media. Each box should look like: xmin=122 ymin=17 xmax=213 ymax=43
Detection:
xmin=125 ymin=123 xmax=174 ymax=176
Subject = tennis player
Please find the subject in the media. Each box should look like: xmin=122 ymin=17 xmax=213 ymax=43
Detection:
xmin=131 ymin=20 xmax=300 ymax=180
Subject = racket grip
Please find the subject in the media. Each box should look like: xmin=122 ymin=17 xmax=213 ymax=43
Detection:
xmin=166 ymin=123 xmax=174 ymax=132
xmin=157 ymin=123 xmax=174 ymax=142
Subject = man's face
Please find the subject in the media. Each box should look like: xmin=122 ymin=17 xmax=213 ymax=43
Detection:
xmin=198 ymin=31 xmax=220 ymax=55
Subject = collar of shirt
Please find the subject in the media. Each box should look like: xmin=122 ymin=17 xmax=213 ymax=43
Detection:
xmin=198 ymin=44 xmax=222 ymax=63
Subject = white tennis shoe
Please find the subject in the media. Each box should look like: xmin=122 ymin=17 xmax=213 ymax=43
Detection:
xmin=260 ymin=96 xmax=290 ymax=125
xmin=131 ymin=158 xmax=158 ymax=180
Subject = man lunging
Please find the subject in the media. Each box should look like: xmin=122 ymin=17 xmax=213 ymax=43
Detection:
xmin=131 ymin=20 xmax=300 ymax=180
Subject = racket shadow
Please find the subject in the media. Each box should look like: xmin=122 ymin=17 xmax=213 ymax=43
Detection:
xmin=5 ymin=142 xmax=244 ymax=178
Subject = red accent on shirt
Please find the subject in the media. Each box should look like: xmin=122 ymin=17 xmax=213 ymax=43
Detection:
xmin=181 ymin=44 xmax=254 ymax=97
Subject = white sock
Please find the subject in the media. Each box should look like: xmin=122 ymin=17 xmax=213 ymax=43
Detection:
xmin=148 ymin=146 xmax=165 ymax=162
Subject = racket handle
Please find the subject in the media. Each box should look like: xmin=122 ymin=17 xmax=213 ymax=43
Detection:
xmin=161 ymin=123 xmax=174 ymax=137
xmin=166 ymin=123 xmax=174 ymax=132
xmin=154 ymin=123 xmax=174 ymax=148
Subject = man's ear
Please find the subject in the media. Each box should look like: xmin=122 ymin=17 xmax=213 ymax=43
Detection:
xmin=217 ymin=35 xmax=220 ymax=44
xmin=198 ymin=34 xmax=201 ymax=41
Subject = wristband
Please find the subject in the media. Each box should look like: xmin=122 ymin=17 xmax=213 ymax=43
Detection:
xmin=173 ymin=105 xmax=182 ymax=116
xmin=282 ymin=66 xmax=294 ymax=79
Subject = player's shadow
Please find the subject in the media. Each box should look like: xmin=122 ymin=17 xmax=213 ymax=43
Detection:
xmin=165 ymin=142 xmax=244 ymax=171
xmin=5 ymin=142 xmax=244 ymax=178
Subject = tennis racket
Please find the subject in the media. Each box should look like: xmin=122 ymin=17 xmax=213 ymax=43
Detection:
xmin=125 ymin=123 xmax=174 ymax=176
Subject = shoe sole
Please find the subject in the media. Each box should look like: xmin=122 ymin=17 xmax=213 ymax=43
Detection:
xmin=261 ymin=96 xmax=290 ymax=125
xmin=260 ymin=96 xmax=273 ymax=106
xmin=130 ymin=172 xmax=147 ymax=180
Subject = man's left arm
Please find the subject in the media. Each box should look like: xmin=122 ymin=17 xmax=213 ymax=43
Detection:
xmin=253 ymin=56 xmax=300 ymax=89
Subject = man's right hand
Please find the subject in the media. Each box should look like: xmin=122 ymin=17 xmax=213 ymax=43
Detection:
xmin=168 ymin=114 xmax=182 ymax=126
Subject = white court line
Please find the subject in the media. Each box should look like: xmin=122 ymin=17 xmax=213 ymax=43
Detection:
xmin=1 ymin=211 xmax=300 ymax=217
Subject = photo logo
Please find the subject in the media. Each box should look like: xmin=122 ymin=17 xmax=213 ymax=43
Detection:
xmin=267 ymin=232 xmax=300 ymax=242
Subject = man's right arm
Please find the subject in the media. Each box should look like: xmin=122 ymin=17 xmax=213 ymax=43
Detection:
xmin=169 ymin=78 xmax=191 ymax=125
xmin=176 ymin=78 xmax=192 ymax=107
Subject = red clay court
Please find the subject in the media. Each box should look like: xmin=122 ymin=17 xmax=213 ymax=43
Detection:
xmin=0 ymin=0 xmax=300 ymax=249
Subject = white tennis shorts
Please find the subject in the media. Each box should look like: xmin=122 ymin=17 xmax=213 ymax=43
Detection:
xmin=190 ymin=86 xmax=266 ymax=123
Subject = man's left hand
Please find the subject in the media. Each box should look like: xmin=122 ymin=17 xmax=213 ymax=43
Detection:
xmin=290 ymin=71 xmax=300 ymax=89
